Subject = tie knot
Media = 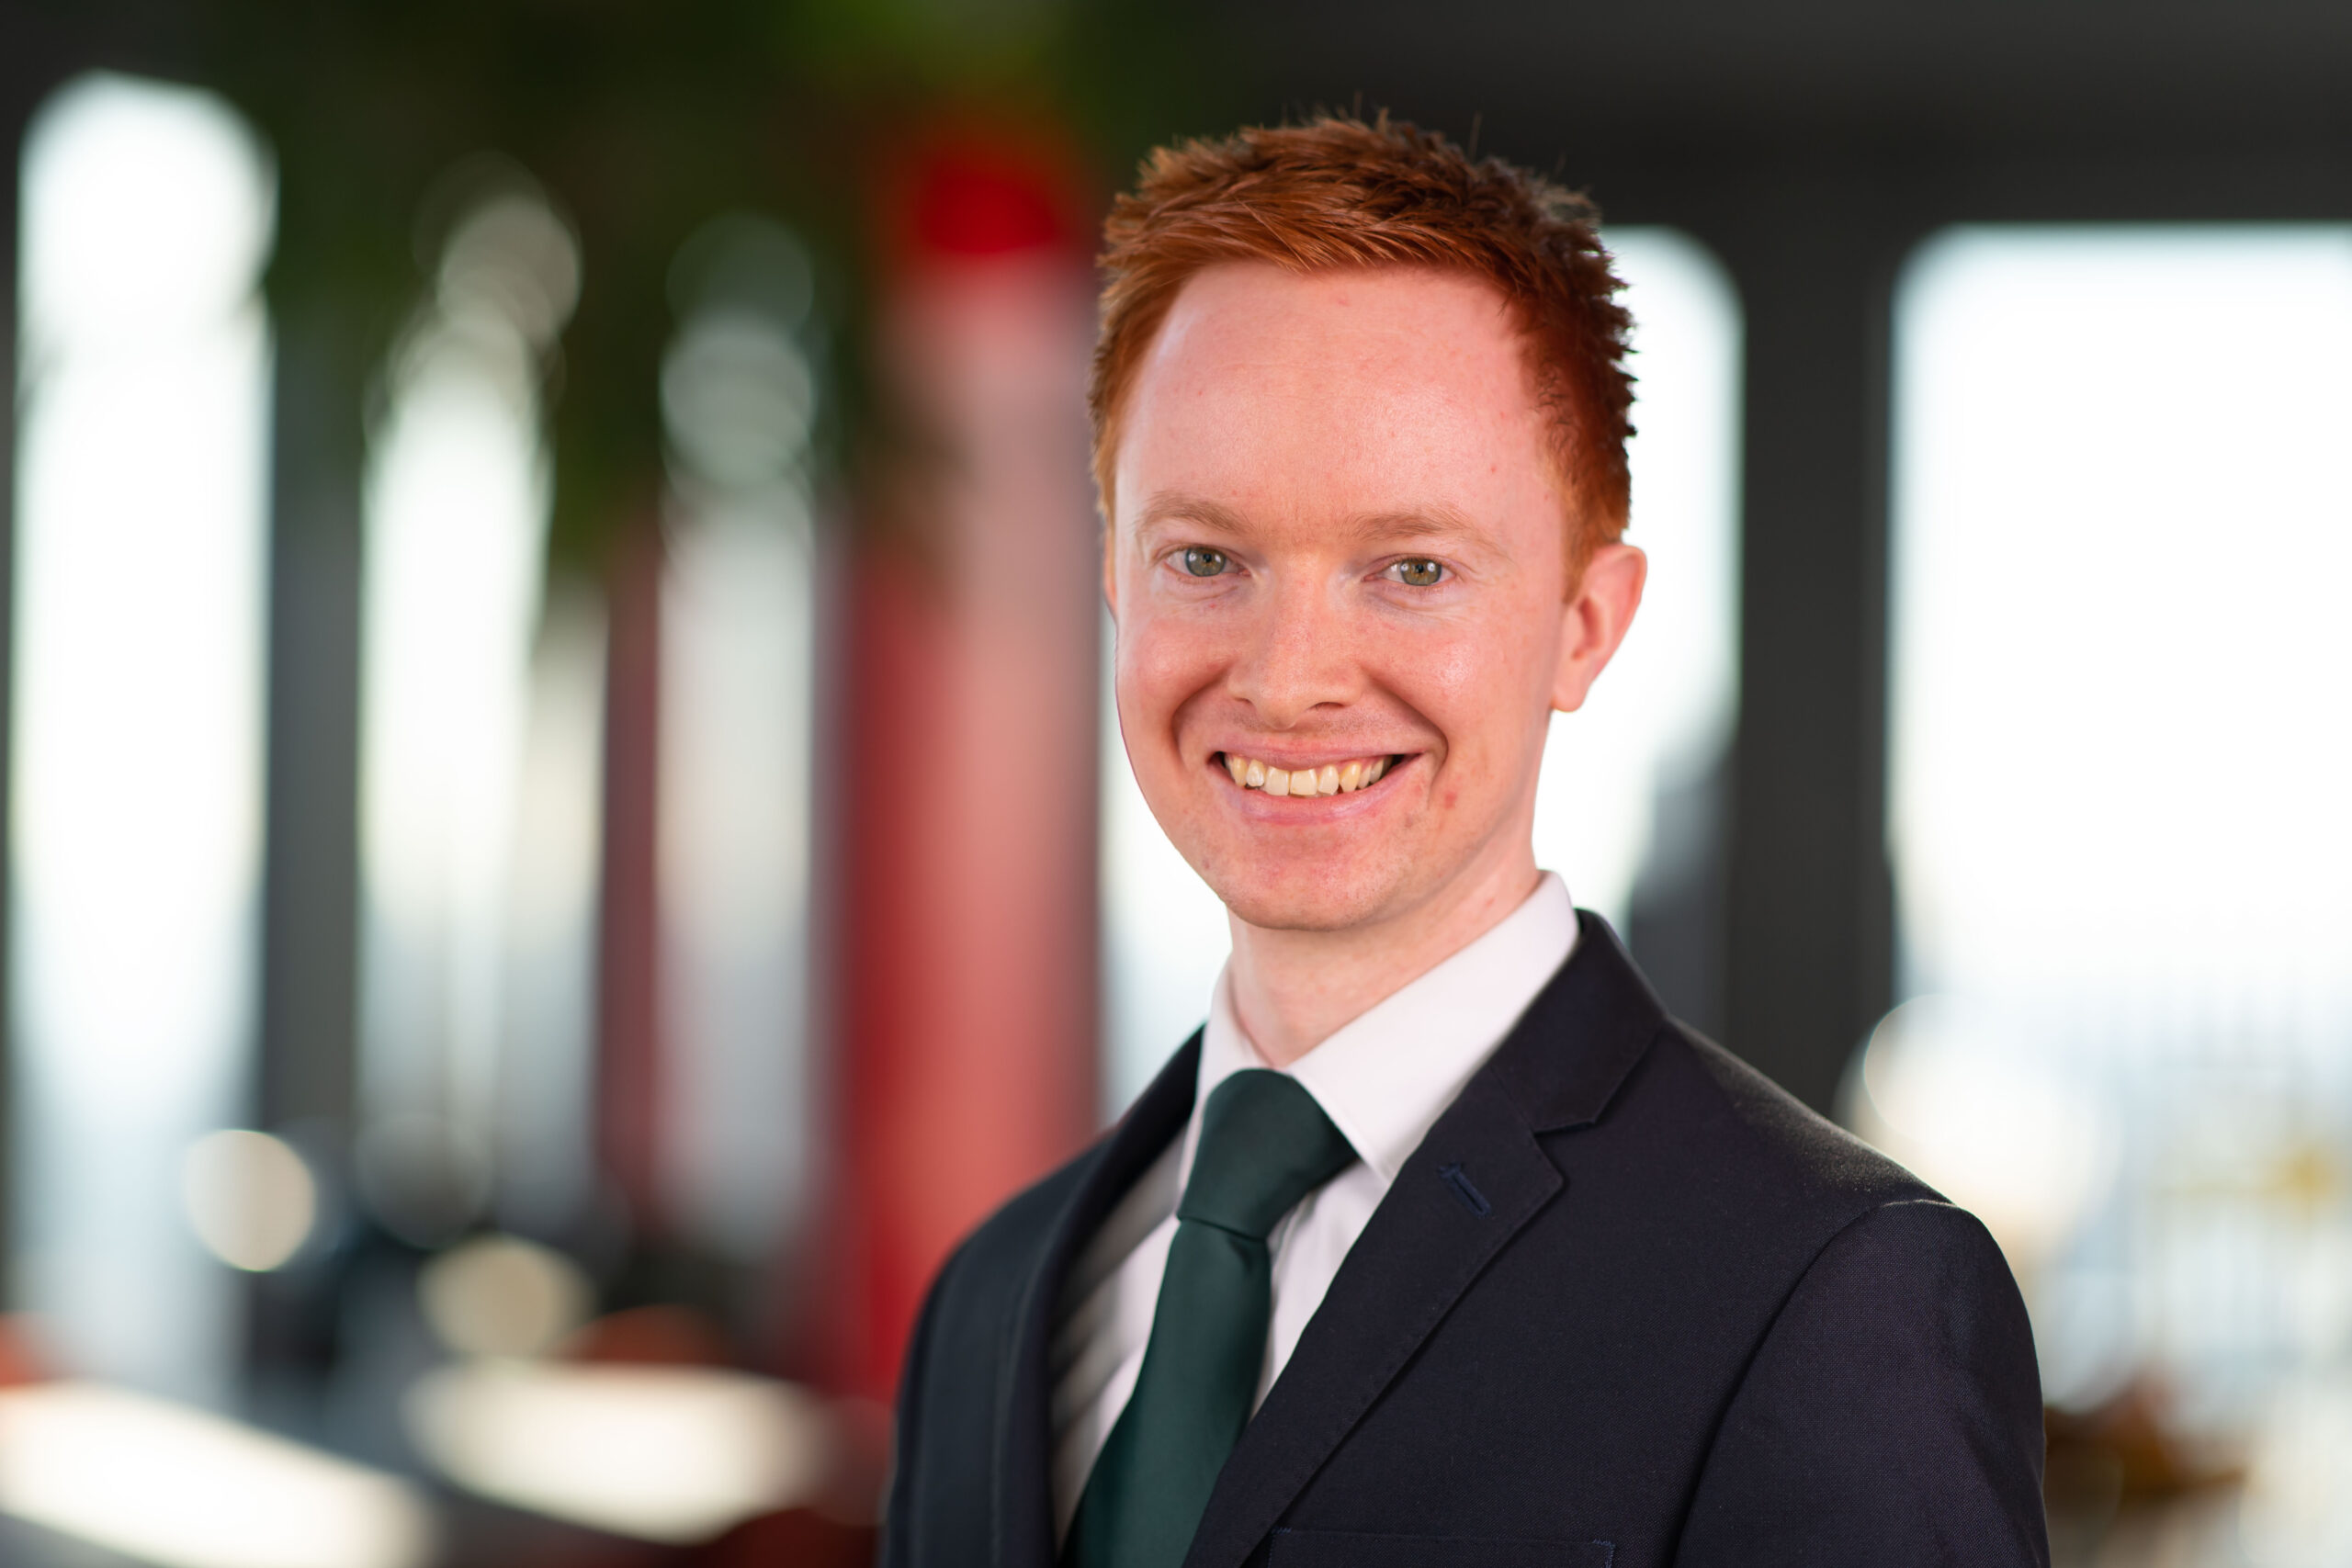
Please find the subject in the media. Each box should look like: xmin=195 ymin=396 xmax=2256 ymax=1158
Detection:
xmin=1177 ymin=1069 xmax=1357 ymax=1240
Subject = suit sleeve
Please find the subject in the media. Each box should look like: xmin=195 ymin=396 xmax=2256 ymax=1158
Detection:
xmin=1672 ymin=1199 xmax=2049 ymax=1568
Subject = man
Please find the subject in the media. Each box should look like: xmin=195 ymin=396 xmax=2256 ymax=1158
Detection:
xmin=885 ymin=116 xmax=2047 ymax=1568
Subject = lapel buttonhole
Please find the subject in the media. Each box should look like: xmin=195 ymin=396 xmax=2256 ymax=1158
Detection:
xmin=1437 ymin=1162 xmax=1492 ymax=1217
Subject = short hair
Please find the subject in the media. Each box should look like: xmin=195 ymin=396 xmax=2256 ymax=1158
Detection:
xmin=1089 ymin=113 xmax=1634 ymax=578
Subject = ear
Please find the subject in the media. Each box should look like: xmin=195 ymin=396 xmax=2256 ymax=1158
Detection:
xmin=1551 ymin=542 xmax=1646 ymax=713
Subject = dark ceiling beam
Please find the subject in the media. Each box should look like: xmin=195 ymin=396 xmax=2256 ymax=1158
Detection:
xmin=1238 ymin=0 xmax=2352 ymax=156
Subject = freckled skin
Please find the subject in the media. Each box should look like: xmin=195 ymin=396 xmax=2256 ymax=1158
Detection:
xmin=1105 ymin=264 xmax=1645 ymax=1059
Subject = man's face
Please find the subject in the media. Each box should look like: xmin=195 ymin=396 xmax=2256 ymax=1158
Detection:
xmin=1107 ymin=262 xmax=1632 ymax=934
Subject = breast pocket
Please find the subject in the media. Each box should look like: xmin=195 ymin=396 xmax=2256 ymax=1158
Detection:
xmin=1268 ymin=1529 xmax=1613 ymax=1568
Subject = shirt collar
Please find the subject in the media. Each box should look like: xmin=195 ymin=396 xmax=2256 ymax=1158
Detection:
xmin=1191 ymin=871 xmax=1580 ymax=1186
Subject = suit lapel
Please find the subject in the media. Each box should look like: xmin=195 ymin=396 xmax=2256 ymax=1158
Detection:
xmin=1181 ymin=1070 xmax=1562 ymax=1568
xmin=993 ymin=1033 xmax=1201 ymax=1568
xmin=1180 ymin=915 xmax=1668 ymax=1568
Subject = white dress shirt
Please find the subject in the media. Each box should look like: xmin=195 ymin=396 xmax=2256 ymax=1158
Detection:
xmin=1046 ymin=872 xmax=1579 ymax=1539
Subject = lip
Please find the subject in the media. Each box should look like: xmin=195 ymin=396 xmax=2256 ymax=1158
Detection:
xmin=1213 ymin=750 xmax=1399 ymax=773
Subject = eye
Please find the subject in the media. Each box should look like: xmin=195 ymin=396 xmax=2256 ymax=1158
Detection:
xmin=1392 ymin=558 xmax=1445 ymax=587
xmin=1182 ymin=547 xmax=1230 ymax=578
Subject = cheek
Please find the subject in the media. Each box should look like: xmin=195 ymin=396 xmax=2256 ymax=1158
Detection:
xmin=1116 ymin=604 xmax=1223 ymax=744
xmin=1379 ymin=606 xmax=1555 ymax=769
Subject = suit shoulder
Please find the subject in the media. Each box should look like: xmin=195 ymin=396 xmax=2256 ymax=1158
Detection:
xmin=1619 ymin=1021 xmax=1940 ymax=1217
xmin=1679 ymin=1193 xmax=2048 ymax=1563
xmin=931 ymin=1137 xmax=1103 ymax=1317
xmin=888 ymin=1135 xmax=1106 ymax=1568
xmin=892 ymin=1137 xmax=1104 ymax=1477
xmin=1807 ymin=1194 xmax=2022 ymax=1304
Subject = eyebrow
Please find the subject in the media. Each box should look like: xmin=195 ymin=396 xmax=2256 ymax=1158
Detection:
xmin=1132 ymin=491 xmax=1251 ymax=537
xmin=1132 ymin=493 xmax=1510 ymax=561
xmin=1343 ymin=504 xmax=1505 ymax=554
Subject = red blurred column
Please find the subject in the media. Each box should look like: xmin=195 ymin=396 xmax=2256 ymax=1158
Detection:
xmin=826 ymin=135 xmax=1102 ymax=1403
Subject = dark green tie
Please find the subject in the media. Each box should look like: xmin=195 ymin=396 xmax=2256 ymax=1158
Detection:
xmin=1065 ymin=1069 xmax=1358 ymax=1568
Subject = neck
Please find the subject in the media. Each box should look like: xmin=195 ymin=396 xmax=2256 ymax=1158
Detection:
xmin=1225 ymin=840 xmax=1543 ymax=1068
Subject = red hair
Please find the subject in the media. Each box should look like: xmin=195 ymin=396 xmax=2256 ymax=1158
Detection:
xmin=1090 ymin=113 xmax=1634 ymax=576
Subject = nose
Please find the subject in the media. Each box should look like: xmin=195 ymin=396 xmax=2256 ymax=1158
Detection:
xmin=1225 ymin=573 xmax=1360 ymax=728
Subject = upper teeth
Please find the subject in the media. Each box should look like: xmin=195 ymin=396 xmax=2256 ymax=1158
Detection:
xmin=1222 ymin=753 xmax=1389 ymax=796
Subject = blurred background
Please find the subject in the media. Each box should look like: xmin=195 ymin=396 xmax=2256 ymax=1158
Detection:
xmin=0 ymin=1 xmax=2349 ymax=1563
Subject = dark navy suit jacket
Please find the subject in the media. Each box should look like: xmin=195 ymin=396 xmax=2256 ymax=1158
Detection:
xmin=885 ymin=915 xmax=2050 ymax=1568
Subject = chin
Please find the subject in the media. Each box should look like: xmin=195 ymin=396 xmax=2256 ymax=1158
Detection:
xmin=1216 ymin=890 xmax=1373 ymax=933
xmin=1197 ymin=854 xmax=1413 ymax=934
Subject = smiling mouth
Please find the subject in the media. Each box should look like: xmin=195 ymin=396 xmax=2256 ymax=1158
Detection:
xmin=1216 ymin=751 xmax=1402 ymax=798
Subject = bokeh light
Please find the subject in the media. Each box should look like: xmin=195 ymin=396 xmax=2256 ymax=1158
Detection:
xmin=0 ymin=1382 xmax=434 ymax=1568
xmin=405 ymin=1359 xmax=831 ymax=1543
xmin=181 ymin=1130 xmax=319 ymax=1273
xmin=416 ymin=1234 xmax=593 ymax=1358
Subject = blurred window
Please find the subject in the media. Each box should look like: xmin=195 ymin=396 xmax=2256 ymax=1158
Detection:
xmin=656 ymin=217 xmax=820 ymax=1262
xmin=8 ymin=72 xmax=275 ymax=1401
xmin=1883 ymin=227 xmax=2352 ymax=1426
xmin=1098 ymin=229 xmax=1745 ymax=1111
xmin=1098 ymin=610 xmax=1229 ymax=1112
xmin=356 ymin=177 xmax=581 ymax=1245
xmin=1529 ymin=230 xmax=1743 ymax=947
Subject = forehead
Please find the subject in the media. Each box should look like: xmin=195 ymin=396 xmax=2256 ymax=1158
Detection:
xmin=1114 ymin=262 xmax=1558 ymax=533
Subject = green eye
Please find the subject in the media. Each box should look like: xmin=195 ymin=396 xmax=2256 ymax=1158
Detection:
xmin=1182 ymin=547 xmax=1230 ymax=578
xmin=1396 ymin=558 xmax=1444 ymax=587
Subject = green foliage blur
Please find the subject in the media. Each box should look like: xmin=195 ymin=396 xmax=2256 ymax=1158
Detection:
xmin=183 ymin=0 xmax=1249 ymax=571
